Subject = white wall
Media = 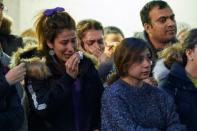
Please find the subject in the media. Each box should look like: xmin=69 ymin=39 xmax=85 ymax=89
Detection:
xmin=4 ymin=0 xmax=197 ymax=37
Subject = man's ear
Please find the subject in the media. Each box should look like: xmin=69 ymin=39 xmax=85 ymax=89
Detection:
xmin=144 ymin=23 xmax=152 ymax=35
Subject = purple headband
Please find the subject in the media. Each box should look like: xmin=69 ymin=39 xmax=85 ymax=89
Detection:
xmin=44 ymin=7 xmax=65 ymax=16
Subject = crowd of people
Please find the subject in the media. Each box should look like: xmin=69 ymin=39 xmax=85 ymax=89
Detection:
xmin=0 ymin=0 xmax=196 ymax=131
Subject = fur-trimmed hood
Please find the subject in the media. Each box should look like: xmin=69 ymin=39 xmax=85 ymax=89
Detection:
xmin=10 ymin=44 xmax=52 ymax=80
xmin=80 ymin=51 xmax=100 ymax=69
xmin=10 ymin=44 xmax=100 ymax=80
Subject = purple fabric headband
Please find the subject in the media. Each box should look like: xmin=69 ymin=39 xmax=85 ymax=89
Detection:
xmin=44 ymin=7 xmax=65 ymax=16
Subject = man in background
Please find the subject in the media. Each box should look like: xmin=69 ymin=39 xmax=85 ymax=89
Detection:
xmin=139 ymin=0 xmax=177 ymax=64
xmin=135 ymin=0 xmax=177 ymax=85
xmin=0 ymin=0 xmax=23 ymax=56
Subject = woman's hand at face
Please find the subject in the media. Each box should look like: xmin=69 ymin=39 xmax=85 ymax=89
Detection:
xmin=5 ymin=63 xmax=26 ymax=86
xmin=92 ymin=47 xmax=103 ymax=58
xmin=65 ymin=52 xmax=80 ymax=79
xmin=86 ymin=44 xmax=103 ymax=58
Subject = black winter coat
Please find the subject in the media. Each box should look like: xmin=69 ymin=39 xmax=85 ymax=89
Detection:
xmin=0 ymin=34 xmax=23 ymax=56
xmin=25 ymin=56 xmax=104 ymax=131
xmin=0 ymin=63 xmax=24 ymax=131
xmin=159 ymin=62 xmax=197 ymax=131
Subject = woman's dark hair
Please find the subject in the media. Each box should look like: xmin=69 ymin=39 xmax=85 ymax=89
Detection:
xmin=107 ymin=37 xmax=149 ymax=85
xmin=34 ymin=9 xmax=76 ymax=55
xmin=182 ymin=28 xmax=197 ymax=65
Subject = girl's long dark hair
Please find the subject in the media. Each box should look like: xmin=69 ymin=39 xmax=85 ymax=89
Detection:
xmin=182 ymin=28 xmax=197 ymax=66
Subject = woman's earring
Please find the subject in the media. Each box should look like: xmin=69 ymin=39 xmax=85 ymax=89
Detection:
xmin=49 ymin=49 xmax=55 ymax=56
xmin=49 ymin=49 xmax=57 ymax=63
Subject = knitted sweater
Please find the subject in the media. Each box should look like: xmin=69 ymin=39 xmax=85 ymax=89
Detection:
xmin=101 ymin=79 xmax=186 ymax=131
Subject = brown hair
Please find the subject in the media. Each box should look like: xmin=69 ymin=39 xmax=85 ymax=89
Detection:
xmin=21 ymin=28 xmax=36 ymax=38
xmin=158 ymin=43 xmax=184 ymax=69
xmin=76 ymin=19 xmax=103 ymax=49
xmin=34 ymin=9 xmax=76 ymax=55
xmin=0 ymin=15 xmax=12 ymax=35
xmin=107 ymin=37 xmax=149 ymax=85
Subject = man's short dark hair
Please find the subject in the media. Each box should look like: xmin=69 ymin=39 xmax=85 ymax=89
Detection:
xmin=140 ymin=0 xmax=170 ymax=25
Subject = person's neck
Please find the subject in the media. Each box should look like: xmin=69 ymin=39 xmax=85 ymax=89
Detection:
xmin=149 ymin=37 xmax=169 ymax=50
xmin=185 ymin=63 xmax=197 ymax=78
xmin=121 ymin=76 xmax=143 ymax=87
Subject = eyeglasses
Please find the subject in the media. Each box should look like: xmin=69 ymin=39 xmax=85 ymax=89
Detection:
xmin=84 ymin=39 xmax=104 ymax=46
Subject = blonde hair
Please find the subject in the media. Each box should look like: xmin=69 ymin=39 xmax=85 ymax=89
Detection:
xmin=158 ymin=43 xmax=184 ymax=68
xmin=34 ymin=10 xmax=76 ymax=54
xmin=177 ymin=23 xmax=190 ymax=44
xmin=21 ymin=28 xmax=36 ymax=38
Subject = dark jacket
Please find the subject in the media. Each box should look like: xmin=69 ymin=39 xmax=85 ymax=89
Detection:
xmin=18 ymin=52 xmax=104 ymax=131
xmin=0 ymin=62 xmax=24 ymax=131
xmin=0 ymin=34 xmax=23 ymax=56
xmin=98 ymin=58 xmax=113 ymax=83
xmin=159 ymin=62 xmax=197 ymax=131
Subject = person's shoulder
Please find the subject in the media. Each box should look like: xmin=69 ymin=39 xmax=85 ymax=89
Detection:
xmin=8 ymin=34 xmax=22 ymax=39
xmin=143 ymin=84 xmax=173 ymax=107
xmin=144 ymin=82 xmax=168 ymax=96
xmin=81 ymin=55 xmax=93 ymax=64
xmin=133 ymin=31 xmax=145 ymax=40
xmin=80 ymin=55 xmax=98 ymax=72
xmin=104 ymin=80 xmax=125 ymax=96
xmin=5 ymin=34 xmax=23 ymax=46
xmin=5 ymin=34 xmax=22 ymax=42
